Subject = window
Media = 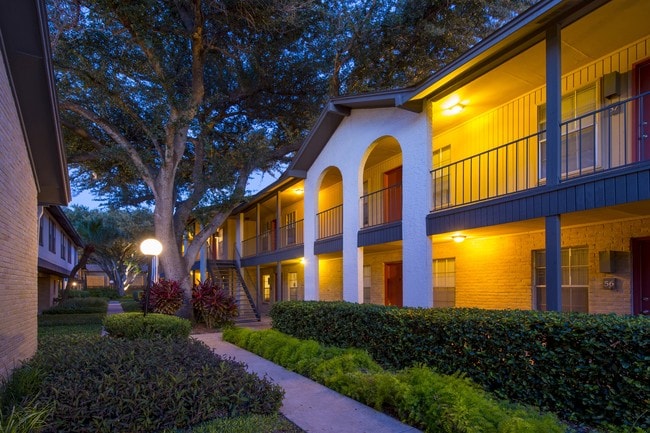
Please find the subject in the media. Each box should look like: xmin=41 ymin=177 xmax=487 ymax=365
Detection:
xmin=285 ymin=211 xmax=296 ymax=245
xmin=67 ymin=241 xmax=73 ymax=264
xmin=363 ymin=265 xmax=371 ymax=303
xmin=48 ymin=218 xmax=56 ymax=253
xmin=539 ymin=84 xmax=598 ymax=179
xmin=262 ymin=274 xmax=271 ymax=303
xmin=433 ymin=145 xmax=451 ymax=208
xmin=362 ymin=181 xmax=369 ymax=226
xmin=288 ymin=272 xmax=298 ymax=300
xmin=533 ymin=247 xmax=589 ymax=312
xmin=39 ymin=218 xmax=44 ymax=247
xmin=61 ymin=235 xmax=66 ymax=260
xmin=433 ymin=258 xmax=455 ymax=307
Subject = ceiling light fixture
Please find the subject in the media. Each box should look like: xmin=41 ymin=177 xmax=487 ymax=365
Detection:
xmin=451 ymin=234 xmax=466 ymax=243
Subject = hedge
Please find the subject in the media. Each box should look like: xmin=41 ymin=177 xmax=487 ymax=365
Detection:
xmin=103 ymin=312 xmax=191 ymax=339
xmin=224 ymin=327 xmax=565 ymax=433
xmin=42 ymin=297 xmax=108 ymax=314
xmin=270 ymin=301 xmax=650 ymax=429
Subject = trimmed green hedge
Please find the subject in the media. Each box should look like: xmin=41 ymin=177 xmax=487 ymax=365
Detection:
xmin=42 ymin=297 xmax=108 ymax=314
xmin=103 ymin=312 xmax=191 ymax=339
xmin=270 ymin=301 xmax=650 ymax=429
xmin=88 ymin=287 xmax=120 ymax=299
xmin=224 ymin=327 xmax=565 ymax=433
xmin=8 ymin=335 xmax=283 ymax=432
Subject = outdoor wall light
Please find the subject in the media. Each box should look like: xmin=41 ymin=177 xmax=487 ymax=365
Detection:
xmin=451 ymin=234 xmax=466 ymax=243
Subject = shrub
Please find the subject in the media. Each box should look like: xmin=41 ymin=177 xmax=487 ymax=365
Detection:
xmin=65 ymin=290 xmax=90 ymax=298
xmin=223 ymin=327 xmax=564 ymax=433
xmin=0 ymin=403 xmax=50 ymax=433
xmin=87 ymin=287 xmax=120 ymax=299
xmin=103 ymin=312 xmax=191 ymax=339
xmin=270 ymin=301 xmax=650 ymax=430
xmin=18 ymin=335 xmax=283 ymax=433
xmin=191 ymin=280 xmax=238 ymax=328
xmin=141 ymin=279 xmax=184 ymax=315
xmin=42 ymin=297 xmax=108 ymax=314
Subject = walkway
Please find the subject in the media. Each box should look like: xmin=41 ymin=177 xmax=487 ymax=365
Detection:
xmin=194 ymin=333 xmax=420 ymax=433
xmin=106 ymin=301 xmax=419 ymax=432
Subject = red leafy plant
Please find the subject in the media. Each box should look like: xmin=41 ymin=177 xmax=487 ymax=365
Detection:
xmin=142 ymin=278 xmax=184 ymax=315
xmin=191 ymin=279 xmax=238 ymax=328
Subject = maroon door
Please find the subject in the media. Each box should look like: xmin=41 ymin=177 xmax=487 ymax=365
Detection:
xmin=384 ymin=262 xmax=403 ymax=307
xmin=633 ymin=59 xmax=650 ymax=161
xmin=383 ymin=166 xmax=402 ymax=223
xmin=631 ymin=238 xmax=650 ymax=315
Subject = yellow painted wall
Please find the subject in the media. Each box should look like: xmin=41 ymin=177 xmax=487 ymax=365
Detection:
xmin=363 ymin=154 xmax=402 ymax=193
xmin=318 ymin=181 xmax=343 ymax=212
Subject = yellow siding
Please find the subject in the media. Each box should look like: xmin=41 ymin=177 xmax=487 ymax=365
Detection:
xmin=318 ymin=181 xmax=343 ymax=212
xmin=363 ymin=154 xmax=402 ymax=193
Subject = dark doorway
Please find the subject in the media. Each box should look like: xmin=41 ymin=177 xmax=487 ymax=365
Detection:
xmin=383 ymin=166 xmax=402 ymax=223
xmin=384 ymin=262 xmax=403 ymax=307
xmin=631 ymin=238 xmax=650 ymax=315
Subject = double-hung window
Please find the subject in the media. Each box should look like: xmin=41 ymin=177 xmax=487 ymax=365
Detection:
xmin=48 ymin=218 xmax=56 ymax=253
xmin=539 ymin=83 xmax=598 ymax=180
xmin=433 ymin=257 xmax=455 ymax=307
xmin=533 ymin=247 xmax=589 ymax=312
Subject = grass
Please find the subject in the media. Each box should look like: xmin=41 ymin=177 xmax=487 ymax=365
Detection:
xmin=22 ymin=305 xmax=304 ymax=433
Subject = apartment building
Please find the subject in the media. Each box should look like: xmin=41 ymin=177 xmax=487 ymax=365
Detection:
xmin=0 ymin=0 xmax=70 ymax=377
xmin=197 ymin=0 xmax=650 ymax=317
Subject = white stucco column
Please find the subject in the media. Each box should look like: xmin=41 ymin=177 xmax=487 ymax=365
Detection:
xmin=303 ymin=175 xmax=319 ymax=300
xmin=342 ymin=165 xmax=361 ymax=303
xmin=401 ymin=111 xmax=433 ymax=307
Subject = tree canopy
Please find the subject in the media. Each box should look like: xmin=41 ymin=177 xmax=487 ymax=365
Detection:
xmin=49 ymin=0 xmax=536 ymax=299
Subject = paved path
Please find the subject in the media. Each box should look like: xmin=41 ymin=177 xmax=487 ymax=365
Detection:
xmin=106 ymin=302 xmax=418 ymax=432
xmin=193 ymin=333 xmax=420 ymax=433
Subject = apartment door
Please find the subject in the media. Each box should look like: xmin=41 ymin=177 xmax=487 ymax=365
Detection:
xmin=631 ymin=238 xmax=650 ymax=315
xmin=634 ymin=59 xmax=650 ymax=161
xmin=383 ymin=166 xmax=402 ymax=223
xmin=384 ymin=262 xmax=403 ymax=307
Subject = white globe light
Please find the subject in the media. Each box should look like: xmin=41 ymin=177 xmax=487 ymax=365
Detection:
xmin=140 ymin=238 xmax=163 ymax=256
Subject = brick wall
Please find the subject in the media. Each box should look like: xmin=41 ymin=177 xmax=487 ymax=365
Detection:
xmin=433 ymin=217 xmax=650 ymax=314
xmin=318 ymin=257 xmax=343 ymax=301
xmin=363 ymin=249 xmax=402 ymax=305
xmin=0 ymin=54 xmax=39 ymax=379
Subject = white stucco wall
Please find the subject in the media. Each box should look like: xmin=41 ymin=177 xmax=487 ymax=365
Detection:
xmin=304 ymin=106 xmax=433 ymax=307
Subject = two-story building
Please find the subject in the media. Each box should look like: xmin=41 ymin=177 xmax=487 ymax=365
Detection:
xmin=196 ymin=0 xmax=650 ymax=317
xmin=38 ymin=206 xmax=83 ymax=313
xmin=0 ymin=0 xmax=71 ymax=377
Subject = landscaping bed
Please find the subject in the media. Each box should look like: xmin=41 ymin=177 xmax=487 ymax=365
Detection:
xmin=270 ymin=301 xmax=650 ymax=431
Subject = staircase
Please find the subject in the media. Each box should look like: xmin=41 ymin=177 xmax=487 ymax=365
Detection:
xmin=207 ymin=260 xmax=260 ymax=322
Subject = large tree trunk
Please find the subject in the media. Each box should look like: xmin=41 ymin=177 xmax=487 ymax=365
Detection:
xmin=63 ymin=244 xmax=95 ymax=300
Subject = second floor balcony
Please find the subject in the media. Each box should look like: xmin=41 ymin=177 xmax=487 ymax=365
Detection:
xmin=242 ymin=219 xmax=304 ymax=258
xmin=431 ymin=92 xmax=649 ymax=211
xmin=360 ymin=183 xmax=402 ymax=229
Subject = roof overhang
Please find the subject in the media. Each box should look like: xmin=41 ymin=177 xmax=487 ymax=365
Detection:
xmin=405 ymin=0 xmax=610 ymax=103
xmin=0 ymin=0 xmax=70 ymax=205
xmin=290 ymin=87 xmax=419 ymax=173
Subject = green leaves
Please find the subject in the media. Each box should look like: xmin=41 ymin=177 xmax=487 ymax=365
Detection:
xmin=270 ymin=301 xmax=650 ymax=430
xmin=103 ymin=312 xmax=191 ymax=339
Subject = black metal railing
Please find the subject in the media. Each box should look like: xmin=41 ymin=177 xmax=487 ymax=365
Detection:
xmin=317 ymin=204 xmax=343 ymax=239
xmin=431 ymin=92 xmax=649 ymax=210
xmin=279 ymin=219 xmax=304 ymax=248
xmin=241 ymin=220 xmax=304 ymax=257
xmin=360 ymin=183 xmax=402 ymax=228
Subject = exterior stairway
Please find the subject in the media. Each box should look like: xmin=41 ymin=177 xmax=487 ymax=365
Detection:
xmin=207 ymin=260 xmax=260 ymax=322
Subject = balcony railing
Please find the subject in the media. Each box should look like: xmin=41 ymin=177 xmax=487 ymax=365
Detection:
xmin=317 ymin=204 xmax=343 ymax=239
xmin=241 ymin=220 xmax=304 ymax=257
xmin=279 ymin=219 xmax=304 ymax=249
xmin=360 ymin=183 xmax=402 ymax=228
xmin=431 ymin=92 xmax=649 ymax=211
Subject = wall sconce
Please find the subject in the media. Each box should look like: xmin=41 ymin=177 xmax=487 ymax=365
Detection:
xmin=299 ymin=257 xmax=306 ymax=265
xmin=451 ymin=234 xmax=466 ymax=243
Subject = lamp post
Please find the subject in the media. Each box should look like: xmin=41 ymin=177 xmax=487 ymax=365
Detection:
xmin=140 ymin=238 xmax=162 ymax=316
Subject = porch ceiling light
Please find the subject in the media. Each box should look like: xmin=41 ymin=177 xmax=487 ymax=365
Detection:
xmin=444 ymin=104 xmax=464 ymax=115
xmin=294 ymin=188 xmax=304 ymax=195
xmin=451 ymin=234 xmax=466 ymax=243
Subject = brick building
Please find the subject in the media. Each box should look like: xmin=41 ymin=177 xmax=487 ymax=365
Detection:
xmin=0 ymin=1 xmax=70 ymax=378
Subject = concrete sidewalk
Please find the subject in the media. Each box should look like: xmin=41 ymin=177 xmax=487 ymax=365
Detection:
xmin=193 ymin=333 xmax=420 ymax=433
xmin=107 ymin=300 xmax=125 ymax=314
